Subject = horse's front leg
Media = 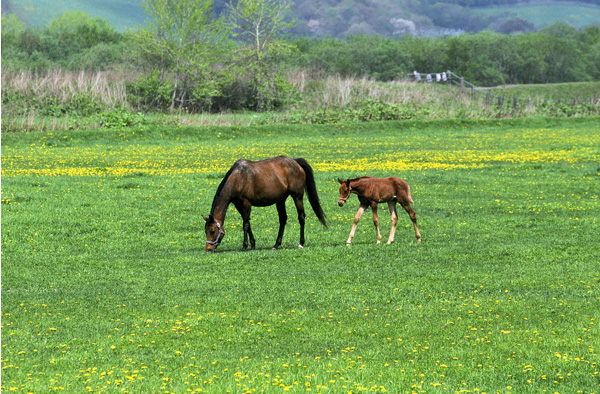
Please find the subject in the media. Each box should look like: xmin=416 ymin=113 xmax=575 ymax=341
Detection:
xmin=236 ymin=201 xmax=255 ymax=251
xmin=371 ymin=202 xmax=382 ymax=244
xmin=243 ymin=220 xmax=256 ymax=251
xmin=346 ymin=203 xmax=368 ymax=246
xmin=387 ymin=201 xmax=398 ymax=244
xmin=273 ymin=200 xmax=288 ymax=249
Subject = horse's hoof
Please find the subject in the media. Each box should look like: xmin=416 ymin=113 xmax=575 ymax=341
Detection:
xmin=298 ymin=245 xmax=304 ymax=249
xmin=346 ymin=243 xmax=351 ymax=246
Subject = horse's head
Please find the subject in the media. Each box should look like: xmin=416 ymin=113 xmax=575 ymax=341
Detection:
xmin=203 ymin=215 xmax=225 ymax=252
xmin=337 ymin=178 xmax=351 ymax=207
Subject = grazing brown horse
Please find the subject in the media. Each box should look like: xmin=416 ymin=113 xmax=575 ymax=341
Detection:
xmin=203 ymin=156 xmax=327 ymax=252
xmin=337 ymin=177 xmax=421 ymax=245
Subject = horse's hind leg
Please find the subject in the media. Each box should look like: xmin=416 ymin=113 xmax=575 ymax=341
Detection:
xmin=371 ymin=202 xmax=382 ymax=244
xmin=401 ymin=202 xmax=421 ymax=243
xmin=346 ymin=203 xmax=368 ymax=246
xmin=273 ymin=200 xmax=288 ymax=250
xmin=292 ymin=196 xmax=306 ymax=248
xmin=386 ymin=201 xmax=398 ymax=244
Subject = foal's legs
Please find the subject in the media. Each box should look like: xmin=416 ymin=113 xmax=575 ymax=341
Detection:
xmin=346 ymin=202 xmax=369 ymax=246
xmin=371 ymin=201 xmax=382 ymax=244
xmin=273 ymin=199 xmax=288 ymax=250
xmin=386 ymin=201 xmax=399 ymax=244
xmin=401 ymin=202 xmax=421 ymax=243
xmin=292 ymin=195 xmax=306 ymax=248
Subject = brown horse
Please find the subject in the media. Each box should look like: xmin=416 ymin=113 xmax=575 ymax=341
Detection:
xmin=203 ymin=156 xmax=327 ymax=252
xmin=337 ymin=177 xmax=421 ymax=245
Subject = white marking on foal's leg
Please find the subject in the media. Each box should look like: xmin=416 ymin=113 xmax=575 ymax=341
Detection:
xmin=372 ymin=205 xmax=382 ymax=244
xmin=346 ymin=205 xmax=366 ymax=246
xmin=298 ymin=244 xmax=304 ymax=249
xmin=387 ymin=201 xmax=398 ymax=244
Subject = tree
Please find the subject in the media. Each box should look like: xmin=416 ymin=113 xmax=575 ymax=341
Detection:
xmin=226 ymin=0 xmax=295 ymax=110
xmin=1 ymin=13 xmax=27 ymax=47
xmin=136 ymin=0 xmax=225 ymax=110
xmin=45 ymin=12 xmax=121 ymax=61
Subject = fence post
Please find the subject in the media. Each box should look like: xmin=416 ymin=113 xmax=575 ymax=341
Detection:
xmin=471 ymin=86 xmax=475 ymax=100
xmin=498 ymin=96 xmax=503 ymax=109
xmin=460 ymin=77 xmax=464 ymax=94
xmin=527 ymin=98 xmax=532 ymax=110
xmin=513 ymin=97 xmax=518 ymax=110
xmin=486 ymin=93 xmax=490 ymax=106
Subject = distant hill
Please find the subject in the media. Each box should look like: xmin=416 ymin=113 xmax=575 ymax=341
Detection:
xmin=2 ymin=0 xmax=147 ymax=31
xmin=3 ymin=0 xmax=600 ymax=36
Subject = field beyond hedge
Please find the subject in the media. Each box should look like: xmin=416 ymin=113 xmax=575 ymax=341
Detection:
xmin=2 ymin=118 xmax=599 ymax=393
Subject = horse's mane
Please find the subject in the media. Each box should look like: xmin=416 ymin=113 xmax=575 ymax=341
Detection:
xmin=210 ymin=159 xmax=242 ymax=215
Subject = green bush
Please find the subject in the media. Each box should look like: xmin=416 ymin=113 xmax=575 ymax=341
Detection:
xmin=97 ymin=108 xmax=145 ymax=129
xmin=289 ymin=99 xmax=418 ymax=124
xmin=126 ymin=70 xmax=173 ymax=111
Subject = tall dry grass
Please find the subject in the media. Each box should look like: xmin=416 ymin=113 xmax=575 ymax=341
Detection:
xmin=2 ymin=69 xmax=130 ymax=132
xmin=2 ymin=69 xmax=129 ymax=108
xmin=3 ymin=68 xmax=597 ymax=132
xmin=286 ymin=70 xmax=458 ymax=111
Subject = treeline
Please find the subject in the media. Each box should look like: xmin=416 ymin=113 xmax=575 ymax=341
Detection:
xmin=289 ymin=25 xmax=600 ymax=86
xmin=2 ymin=7 xmax=600 ymax=115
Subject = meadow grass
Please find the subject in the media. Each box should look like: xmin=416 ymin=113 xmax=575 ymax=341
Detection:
xmin=2 ymin=118 xmax=599 ymax=393
xmin=485 ymin=82 xmax=600 ymax=101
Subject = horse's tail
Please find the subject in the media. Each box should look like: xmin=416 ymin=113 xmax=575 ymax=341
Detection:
xmin=294 ymin=158 xmax=327 ymax=228
xmin=407 ymin=183 xmax=414 ymax=205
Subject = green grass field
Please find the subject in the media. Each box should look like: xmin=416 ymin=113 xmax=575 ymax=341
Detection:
xmin=2 ymin=118 xmax=599 ymax=393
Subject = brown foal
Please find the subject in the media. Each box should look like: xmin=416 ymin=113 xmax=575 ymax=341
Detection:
xmin=337 ymin=177 xmax=421 ymax=245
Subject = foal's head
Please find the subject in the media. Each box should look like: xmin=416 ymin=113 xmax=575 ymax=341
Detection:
xmin=337 ymin=178 xmax=351 ymax=207
xmin=203 ymin=215 xmax=225 ymax=252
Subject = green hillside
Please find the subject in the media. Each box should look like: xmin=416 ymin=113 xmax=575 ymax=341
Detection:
xmin=4 ymin=0 xmax=600 ymax=34
xmin=3 ymin=0 xmax=147 ymax=31
xmin=473 ymin=2 xmax=600 ymax=28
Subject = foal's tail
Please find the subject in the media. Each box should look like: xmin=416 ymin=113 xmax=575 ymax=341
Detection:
xmin=407 ymin=184 xmax=415 ymax=205
xmin=295 ymin=158 xmax=327 ymax=228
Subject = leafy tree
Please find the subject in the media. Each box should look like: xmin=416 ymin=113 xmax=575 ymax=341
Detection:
xmin=225 ymin=0 xmax=296 ymax=110
xmin=135 ymin=0 xmax=226 ymax=110
xmin=1 ymin=13 xmax=27 ymax=47
xmin=400 ymin=35 xmax=449 ymax=76
xmin=44 ymin=11 xmax=121 ymax=61
xmin=446 ymin=32 xmax=507 ymax=86
xmin=1 ymin=12 xmax=124 ymax=71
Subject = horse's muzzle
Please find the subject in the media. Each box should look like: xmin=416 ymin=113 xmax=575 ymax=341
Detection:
xmin=205 ymin=245 xmax=217 ymax=252
xmin=338 ymin=200 xmax=345 ymax=207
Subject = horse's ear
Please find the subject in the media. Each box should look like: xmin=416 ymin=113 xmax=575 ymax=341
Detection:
xmin=202 ymin=215 xmax=209 ymax=222
xmin=337 ymin=178 xmax=344 ymax=184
